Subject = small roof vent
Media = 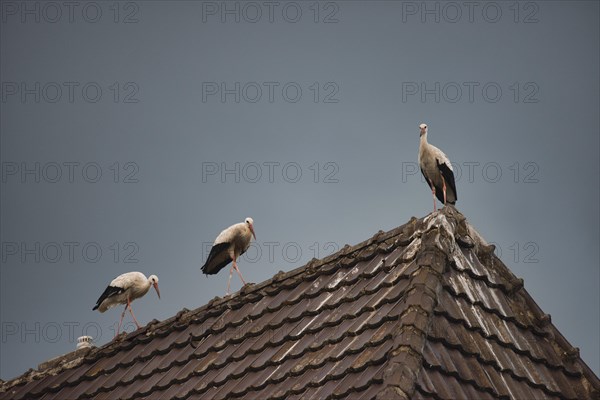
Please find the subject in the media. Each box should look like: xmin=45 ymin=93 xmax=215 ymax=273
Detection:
xmin=76 ymin=336 xmax=93 ymax=350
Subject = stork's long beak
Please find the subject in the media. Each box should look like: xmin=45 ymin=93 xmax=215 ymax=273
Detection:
xmin=250 ymin=225 xmax=256 ymax=240
xmin=153 ymin=283 xmax=161 ymax=299
xmin=420 ymin=127 xmax=426 ymax=136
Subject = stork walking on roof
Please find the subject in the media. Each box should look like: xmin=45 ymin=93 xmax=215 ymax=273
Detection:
xmin=418 ymin=123 xmax=457 ymax=212
xmin=93 ymin=271 xmax=160 ymax=337
xmin=201 ymin=217 xmax=256 ymax=295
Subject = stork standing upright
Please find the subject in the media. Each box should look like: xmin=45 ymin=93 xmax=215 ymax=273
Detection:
xmin=418 ymin=123 xmax=457 ymax=211
xmin=201 ymin=217 xmax=256 ymax=295
xmin=93 ymin=272 xmax=160 ymax=337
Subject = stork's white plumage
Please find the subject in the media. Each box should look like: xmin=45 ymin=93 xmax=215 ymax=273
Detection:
xmin=93 ymin=271 xmax=160 ymax=336
xmin=201 ymin=217 xmax=256 ymax=294
xmin=418 ymin=123 xmax=457 ymax=211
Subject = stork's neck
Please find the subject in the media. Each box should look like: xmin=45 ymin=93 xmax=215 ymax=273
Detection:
xmin=420 ymin=132 xmax=428 ymax=145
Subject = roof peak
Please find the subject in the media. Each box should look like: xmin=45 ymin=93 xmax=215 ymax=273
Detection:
xmin=0 ymin=207 xmax=483 ymax=389
xmin=3 ymin=207 xmax=599 ymax=399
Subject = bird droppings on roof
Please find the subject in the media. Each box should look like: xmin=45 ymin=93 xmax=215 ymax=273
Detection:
xmin=1 ymin=206 xmax=599 ymax=400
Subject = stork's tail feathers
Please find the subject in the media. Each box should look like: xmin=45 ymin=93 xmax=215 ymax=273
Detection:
xmin=92 ymin=285 xmax=123 ymax=312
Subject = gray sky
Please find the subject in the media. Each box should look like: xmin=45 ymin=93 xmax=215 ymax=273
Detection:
xmin=1 ymin=0 xmax=598 ymax=380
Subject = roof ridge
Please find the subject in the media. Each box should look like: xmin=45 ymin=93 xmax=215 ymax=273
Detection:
xmin=376 ymin=207 xmax=462 ymax=400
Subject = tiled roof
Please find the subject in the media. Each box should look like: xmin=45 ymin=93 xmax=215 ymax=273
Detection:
xmin=2 ymin=207 xmax=599 ymax=400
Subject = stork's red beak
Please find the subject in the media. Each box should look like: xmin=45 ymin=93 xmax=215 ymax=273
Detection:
xmin=153 ymin=283 xmax=161 ymax=299
xmin=250 ymin=225 xmax=256 ymax=240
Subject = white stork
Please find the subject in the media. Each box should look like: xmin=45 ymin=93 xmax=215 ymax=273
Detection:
xmin=93 ymin=271 xmax=160 ymax=336
xmin=418 ymin=123 xmax=457 ymax=211
xmin=201 ymin=217 xmax=256 ymax=295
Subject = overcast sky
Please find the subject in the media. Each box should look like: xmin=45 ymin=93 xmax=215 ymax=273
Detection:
xmin=1 ymin=0 xmax=598 ymax=380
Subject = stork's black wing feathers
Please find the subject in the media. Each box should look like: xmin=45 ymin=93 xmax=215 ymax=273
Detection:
xmin=92 ymin=285 xmax=125 ymax=310
xmin=201 ymin=242 xmax=232 ymax=275
xmin=437 ymin=160 xmax=457 ymax=204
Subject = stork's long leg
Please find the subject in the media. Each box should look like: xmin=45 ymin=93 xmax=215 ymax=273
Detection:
xmin=233 ymin=259 xmax=247 ymax=286
xmin=442 ymin=177 xmax=447 ymax=205
xmin=116 ymin=304 xmax=127 ymax=337
xmin=226 ymin=265 xmax=234 ymax=295
xmin=127 ymin=297 xmax=141 ymax=329
xmin=428 ymin=179 xmax=437 ymax=212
